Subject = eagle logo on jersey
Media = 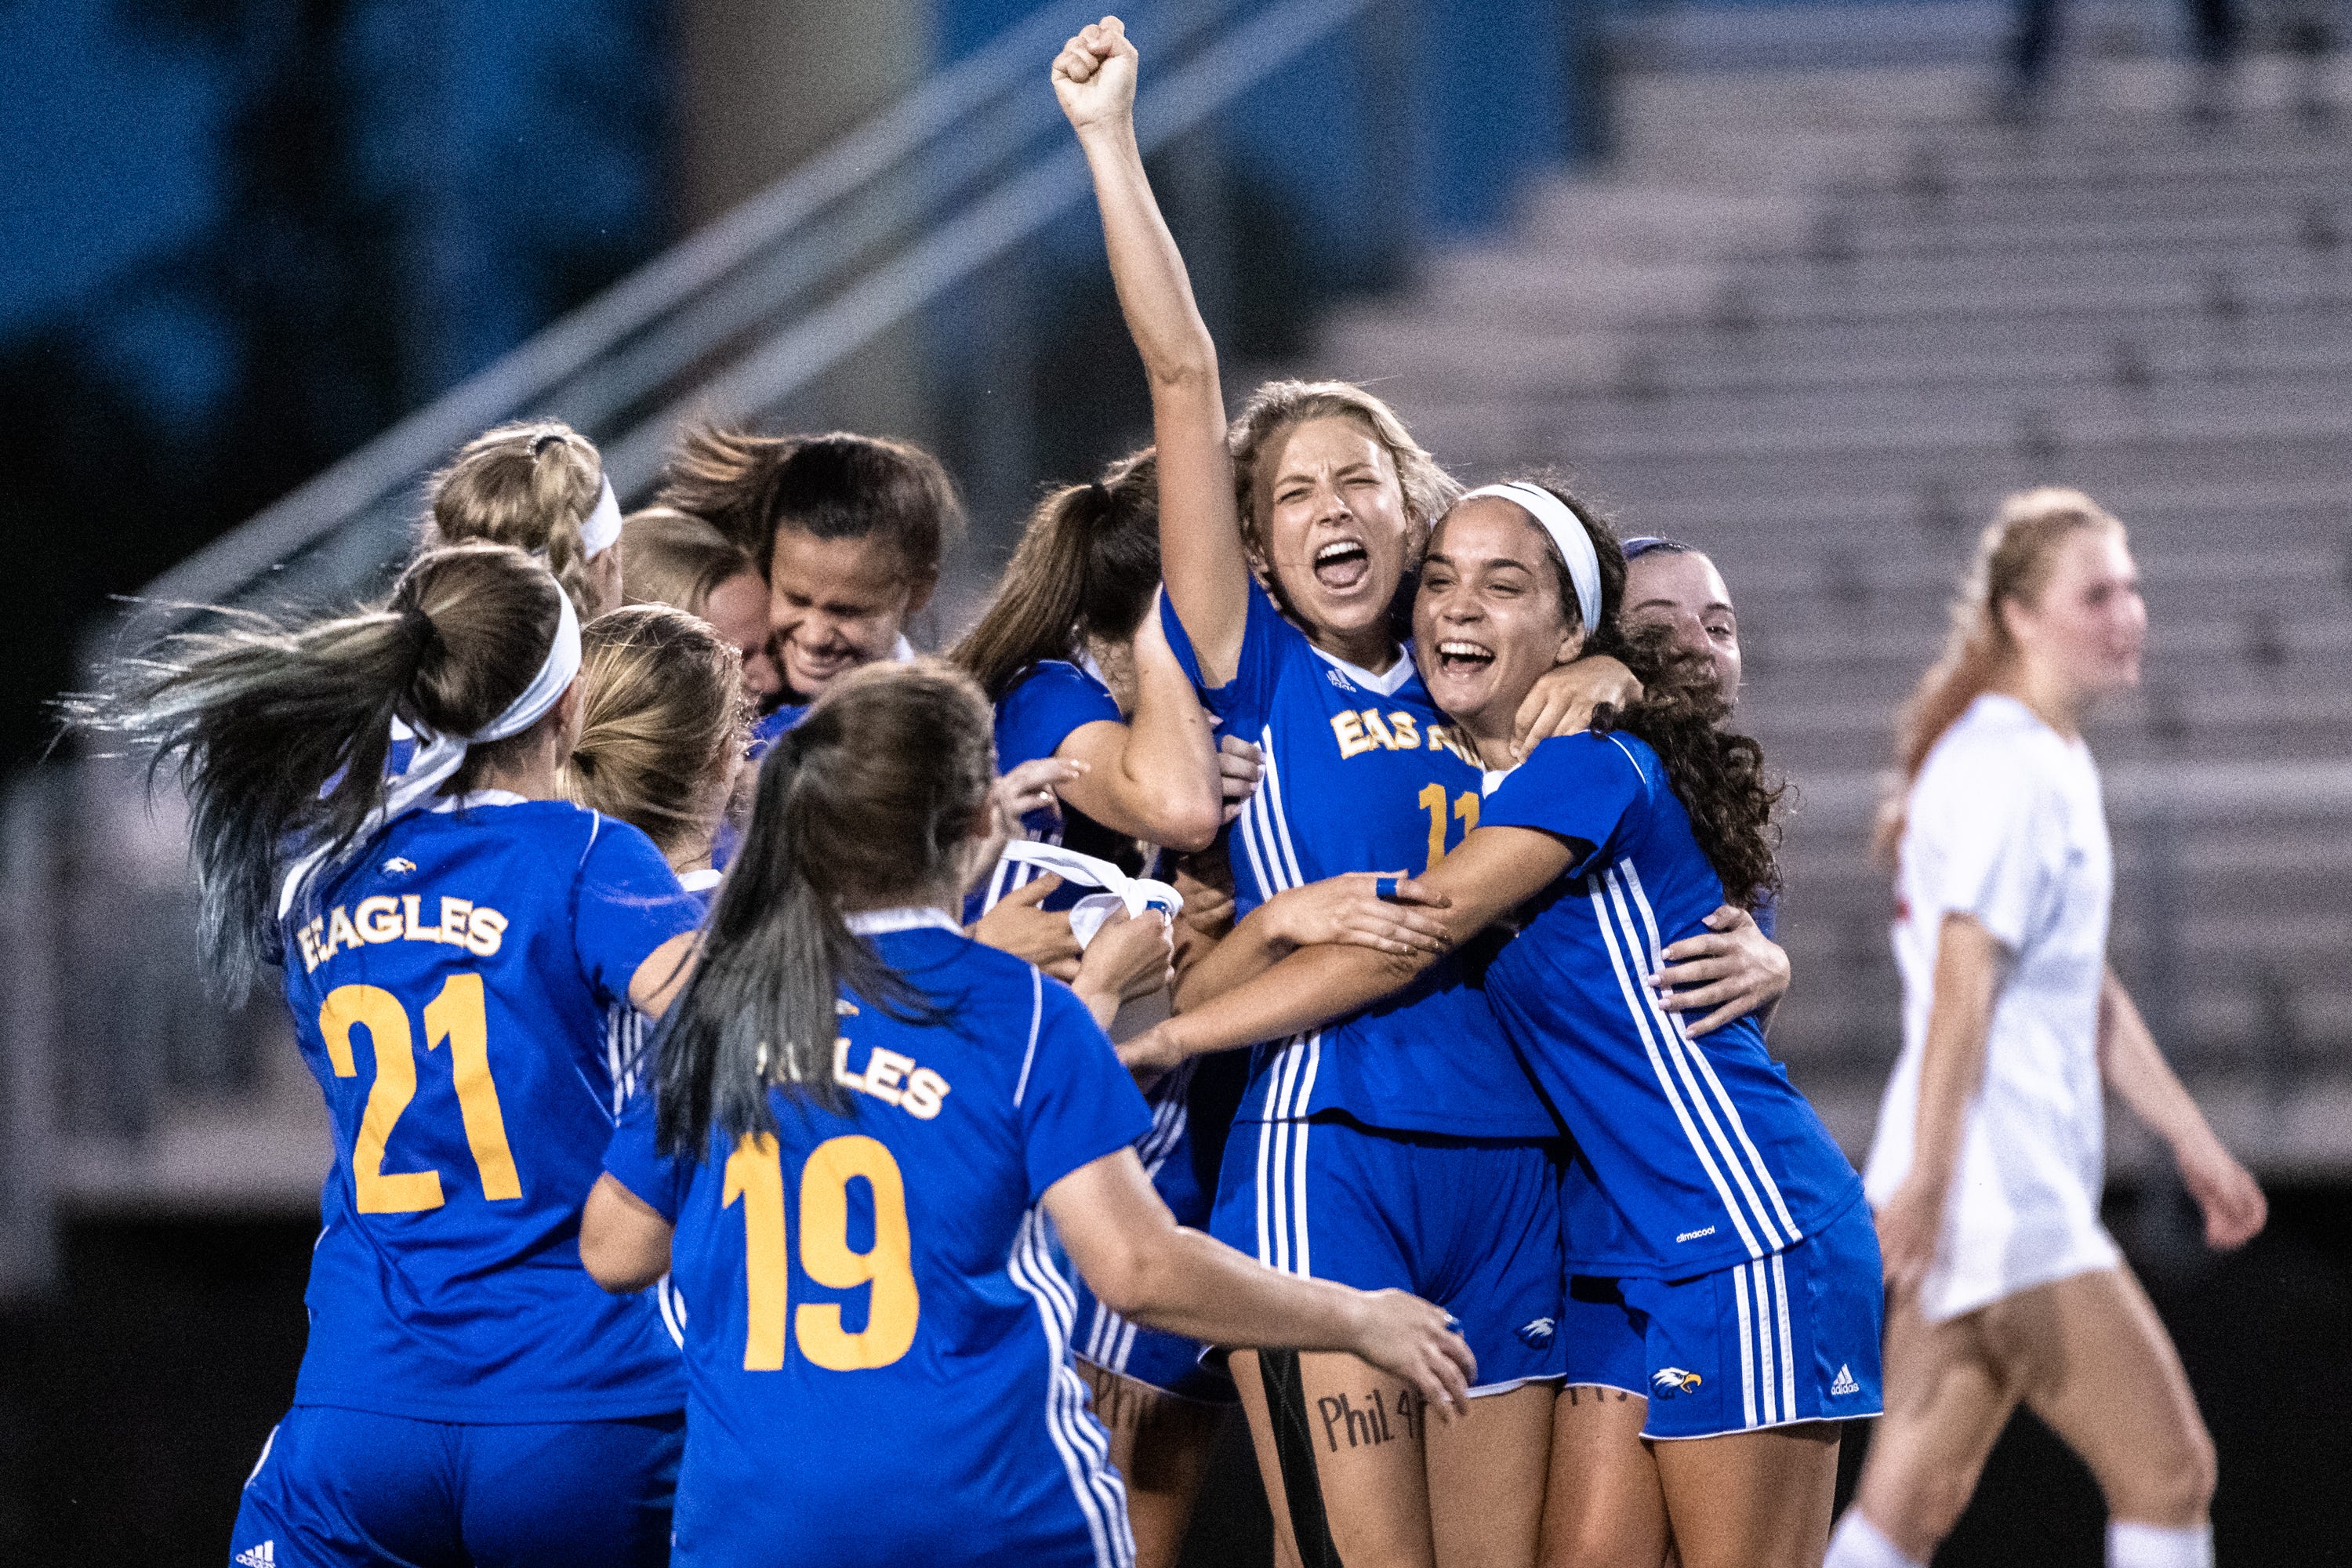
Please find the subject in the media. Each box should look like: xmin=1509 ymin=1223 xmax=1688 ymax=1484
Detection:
xmin=381 ymin=857 xmax=417 ymax=875
xmin=1652 ymin=1367 xmax=1703 ymax=1397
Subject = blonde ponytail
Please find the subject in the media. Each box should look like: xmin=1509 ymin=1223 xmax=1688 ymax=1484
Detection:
xmin=429 ymin=421 xmax=610 ymax=616
xmin=1874 ymin=487 xmax=2124 ymax=863
xmin=561 ymin=606 xmax=746 ymax=864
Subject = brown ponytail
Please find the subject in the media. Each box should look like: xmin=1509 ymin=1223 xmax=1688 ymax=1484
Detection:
xmin=561 ymin=606 xmax=746 ymax=865
xmin=68 ymin=543 xmax=564 ymax=998
xmin=655 ymin=659 xmax=993 ymax=1155
xmin=949 ymin=448 xmax=1161 ymax=701
xmin=1873 ymin=487 xmax=2125 ymax=862
xmin=428 ymin=420 xmax=611 ymax=616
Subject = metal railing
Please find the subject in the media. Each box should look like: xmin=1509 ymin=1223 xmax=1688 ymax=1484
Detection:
xmin=3 ymin=0 xmax=1417 ymax=1295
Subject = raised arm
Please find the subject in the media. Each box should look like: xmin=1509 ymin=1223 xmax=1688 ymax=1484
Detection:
xmin=1875 ymin=913 xmax=2005 ymax=1293
xmin=1045 ymin=1146 xmax=1474 ymax=1414
xmin=1051 ymin=601 xmax=1222 ymax=851
xmin=1131 ymin=825 xmax=1572 ymax=1073
xmin=2098 ymin=967 xmax=2266 ymax=1250
xmin=1055 ymin=16 xmax=1251 ymax=684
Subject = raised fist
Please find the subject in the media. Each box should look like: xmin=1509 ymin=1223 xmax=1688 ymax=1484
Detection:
xmin=1052 ymin=14 xmax=1138 ymax=132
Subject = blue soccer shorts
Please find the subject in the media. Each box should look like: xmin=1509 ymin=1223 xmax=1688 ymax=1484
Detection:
xmin=1211 ymin=1115 xmax=1566 ymax=1393
xmin=230 ymin=1403 xmax=681 ymax=1568
xmin=1559 ymin=1196 xmax=1885 ymax=1439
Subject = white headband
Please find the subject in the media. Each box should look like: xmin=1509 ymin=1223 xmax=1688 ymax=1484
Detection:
xmin=996 ymin=840 xmax=1182 ymax=949
xmin=279 ymin=586 xmax=582 ymax=917
xmin=579 ymin=477 xmax=623 ymax=560
xmin=1460 ymin=482 xmax=1602 ymax=634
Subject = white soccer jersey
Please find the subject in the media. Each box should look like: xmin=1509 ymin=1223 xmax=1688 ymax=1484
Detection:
xmin=1867 ymin=692 xmax=2121 ymax=1322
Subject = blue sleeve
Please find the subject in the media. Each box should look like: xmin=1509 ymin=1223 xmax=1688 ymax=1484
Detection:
xmin=573 ymin=818 xmax=703 ymax=1009
xmin=602 ymin=1087 xmax=692 ymax=1224
xmin=745 ymin=702 xmax=808 ymax=763
xmin=1157 ymin=579 xmax=1286 ymax=725
xmin=1482 ymin=732 xmax=1650 ymax=880
xmin=995 ymin=662 xmax=1122 ymax=771
xmin=1018 ymin=976 xmax=1155 ymax=1204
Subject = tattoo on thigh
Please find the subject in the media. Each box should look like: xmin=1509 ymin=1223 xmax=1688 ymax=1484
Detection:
xmin=1316 ymin=1385 xmax=1424 ymax=1452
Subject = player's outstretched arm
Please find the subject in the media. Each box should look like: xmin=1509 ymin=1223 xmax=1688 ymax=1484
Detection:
xmin=2098 ymin=967 xmax=2267 ymax=1250
xmin=1168 ymin=870 xmax=1453 ymax=1014
xmin=1051 ymin=601 xmax=1223 ymax=851
xmin=1138 ymin=826 xmax=1568 ymax=1072
xmin=1046 ymin=1147 xmax=1475 ymax=1417
xmin=581 ymin=1174 xmax=673 ymax=1294
xmin=1875 ymin=913 xmax=2005 ymax=1292
xmin=1056 ymin=16 xmax=1251 ymax=685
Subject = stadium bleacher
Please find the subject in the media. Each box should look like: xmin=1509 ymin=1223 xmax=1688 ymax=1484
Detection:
xmin=1313 ymin=45 xmax=2352 ymax=1170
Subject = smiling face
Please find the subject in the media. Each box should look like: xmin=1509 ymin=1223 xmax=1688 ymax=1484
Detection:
xmin=1622 ymin=550 xmax=1742 ymax=708
xmin=768 ymin=529 xmax=934 ymax=702
xmin=2002 ymin=524 xmax=2145 ymax=702
xmin=1250 ymin=416 xmax=1415 ymax=659
xmin=1412 ymin=497 xmax=1585 ymax=753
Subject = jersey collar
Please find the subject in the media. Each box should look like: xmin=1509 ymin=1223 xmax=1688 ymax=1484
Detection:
xmin=1310 ymin=641 xmax=1416 ymax=698
xmin=844 ymin=906 xmax=963 ymax=936
xmin=427 ymin=788 xmax=530 ymax=812
xmin=680 ymin=867 xmax=723 ymax=892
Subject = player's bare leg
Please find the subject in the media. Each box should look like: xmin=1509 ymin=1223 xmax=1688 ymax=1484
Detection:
xmin=1076 ymin=1359 xmax=1225 ymax=1568
xmin=1233 ymin=1347 xmax=1437 ymax=1568
xmin=1842 ymin=1287 xmax=2024 ymax=1563
xmin=1537 ymin=1386 xmax=1675 ymax=1568
xmin=1650 ymin=1422 xmax=1841 ymax=1568
xmin=1426 ymin=1381 xmax=1554 ymax=1568
xmin=2005 ymin=1266 xmax=2216 ymax=1531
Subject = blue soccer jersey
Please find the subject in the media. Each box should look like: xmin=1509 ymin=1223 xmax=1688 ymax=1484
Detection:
xmin=651 ymin=911 xmax=1154 ymax=1568
xmin=1480 ymin=734 xmax=1864 ymax=1277
xmin=279 ymin=790 xmax=703 ymax=1422
xmin=1161 ymin=580 xmax=1552 ymax=1138
xmin=967 ymin=658 xmax=1128 ymax=925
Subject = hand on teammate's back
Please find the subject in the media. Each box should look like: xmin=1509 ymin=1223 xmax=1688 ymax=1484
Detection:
xmin=994 ymin=755 xmax=1084 ymax=833
xmin=2178 ymin=1134 xmax=2267 ymax=1250
xmin=1512 ymin=653 xmax=1644 ymax=760
xmin=1052 ymin=15 xmax=1138 ymax=133
xmin=1652 ymin=904 xmax=1790 ymax=1036
xmin=1217 ymin=733 xmax=1265 ymax=823
xmin=971 ymin=875 xmax=1083 ymax=980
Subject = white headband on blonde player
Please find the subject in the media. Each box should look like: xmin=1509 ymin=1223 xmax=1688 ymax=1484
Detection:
xmin=278 ymin=586 xmax=583 ymax=917
xmin=1458 ymin=482 xmax=1602 ymax=633
xmin=579 ymin=477 xmax=623 ymax=559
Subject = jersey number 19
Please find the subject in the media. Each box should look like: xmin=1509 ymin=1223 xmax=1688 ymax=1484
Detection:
xmin=725 ymin=1133 xmax=920 ymax=1374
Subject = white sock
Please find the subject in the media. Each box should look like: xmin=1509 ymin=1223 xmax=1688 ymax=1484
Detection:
xmin=2108 ymin=1520 xmax=2214 ymax=1568
xmin=1824 ymin=1511 xmax=1926 ymax=1568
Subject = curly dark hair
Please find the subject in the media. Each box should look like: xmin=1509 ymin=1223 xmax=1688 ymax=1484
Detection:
xmin=1602 ymin=622 xmax=1784 ymax=912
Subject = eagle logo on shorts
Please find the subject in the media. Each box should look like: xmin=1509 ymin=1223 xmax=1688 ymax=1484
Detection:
xmin=1651 ymin=1367 xmax=1703 ymax=1397
xmin=1516 ymin=1317 xmax=1556 ymax=1349
xmin=381 ymin=857 xmax=417 ymax=875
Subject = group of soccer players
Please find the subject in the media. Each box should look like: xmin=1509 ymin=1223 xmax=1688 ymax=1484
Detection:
xmin=77 ymin=15 xmax=2270 ymax=1568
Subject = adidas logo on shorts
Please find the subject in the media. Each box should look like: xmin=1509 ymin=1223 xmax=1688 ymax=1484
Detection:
xmin=1830 ymin=1363 xmax=1860 ymax=1397
xmin=234 ymin=1543 xmax=276 ymax=1568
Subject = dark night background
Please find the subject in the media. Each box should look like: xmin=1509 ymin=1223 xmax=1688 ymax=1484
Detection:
xmin=3 ymin=0 xmax=2347 ymax=1563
